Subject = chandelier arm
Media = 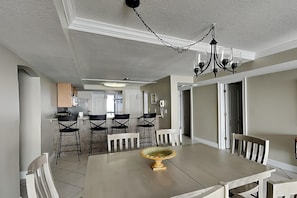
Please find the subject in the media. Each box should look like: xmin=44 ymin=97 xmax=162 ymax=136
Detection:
xmin=214 ymin=53 xmax=225 ymax=69
xmin=199 ymin=57 xmax=212 ymax=74
xmin=198 ymin=43 xmax=214 ymax=75
xmin=214 ymin=57 xmax=234 ymax=72
xmin=132 ymin=8 xmax=214 ymax=53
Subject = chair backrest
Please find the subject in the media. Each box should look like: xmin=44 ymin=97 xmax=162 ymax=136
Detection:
xmin=112 ymin=114 xmax=130 ymax=127
xmin=138 ymin=113 xmax=156 ymax=127
xmin=231 ymin=133 xmax=269 ymax=165
xmin=89 ymin=114 xmax=107 ymax=129
xmin=156 ymin=129 xmax=182 ymax=146
xmin=267 ymin=179 xmax=297 ymax=198
xmin=57 ymin=115 xmax=78 ymax=132
xmin=26 ymin=153 xmax=59 ymax=198
xmin=107 ymin=133 xmax=140 ymax=152
xmin=171 ymin=183 xmax=229 ymax=198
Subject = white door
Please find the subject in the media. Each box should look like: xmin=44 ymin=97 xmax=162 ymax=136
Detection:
xmin=219 ymin=80 xmax=245 ymax=149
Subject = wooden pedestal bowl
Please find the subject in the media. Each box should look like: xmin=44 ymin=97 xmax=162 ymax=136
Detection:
xmin=140 ymin=147 xmax=176 ymax=171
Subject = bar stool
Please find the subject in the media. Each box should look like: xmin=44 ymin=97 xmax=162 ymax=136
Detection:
xmin=137 ymin=113 xmax=156 ymax=147
xmin=89 ymin=114 xmax=108 ymax=154
xmin=111 ymin=114 xmax=130 ymax=134
xmin=56 ymin=115 xmax=81 ymax=164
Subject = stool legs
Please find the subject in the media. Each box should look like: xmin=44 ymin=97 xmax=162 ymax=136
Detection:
xmin=139 ymin=126 xmax=155 ymax=148
xmin=89 ymin=129 xmax=108 ymax=155
xmin=56 ymin=133 xmax=63 ymax=164
xmin=75 ymin=131 xmax=81 ymax=161
xmin=55 ymin=131 xmax=81 ymax=164
xmin=89 ymin=131 xmax=94 ymax=155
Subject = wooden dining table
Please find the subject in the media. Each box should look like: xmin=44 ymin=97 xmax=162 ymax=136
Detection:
xmin=83 ymin=143 xmax=275 ymax=198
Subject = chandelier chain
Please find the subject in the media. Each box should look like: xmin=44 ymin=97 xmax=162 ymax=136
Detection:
xmin=133 ymin=8 xmax=214 ymax=53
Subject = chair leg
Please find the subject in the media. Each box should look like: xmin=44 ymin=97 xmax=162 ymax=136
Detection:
xmin=78 ymin=131 xmax=82 ymax=153
xmin=56 ymin=132 xmax=63 ymax=164
xmin=89 ymin=131 xmax=93 ymax=155
xmin=75 ymin=131 xmax=80 ymax=161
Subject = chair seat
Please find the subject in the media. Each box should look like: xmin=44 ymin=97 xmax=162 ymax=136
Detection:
xmin=111 ymin=125 xmax=128 ymax=129
xmin=91 ymin=126 xmax=108 ymax=131
xmin=60 ymin=128 xmax=79 ymax=133
xmin=230 ymin=182 xmax=258 ymax=196
xmin=137 ymin=124 xmax=154 ymax=127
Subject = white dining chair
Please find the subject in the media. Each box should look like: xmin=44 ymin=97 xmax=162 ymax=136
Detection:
xmin=230 ymin=133 xmax=269 ymax=197
xmin=107 ymin=132 xmax=140 ymax=152
xmin=155 ymin=129 xmax=182 ymax=146
xmin=267 ymin=179 xmax=297 ymax=198
xmin=26 ymin=153 xmax=59 ymax=198
xmin=171 ymin=183 xmax=230 ymax=198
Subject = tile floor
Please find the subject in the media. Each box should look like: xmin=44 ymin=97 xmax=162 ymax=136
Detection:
xmin=20 ymin=136 xmax=297 ymax=198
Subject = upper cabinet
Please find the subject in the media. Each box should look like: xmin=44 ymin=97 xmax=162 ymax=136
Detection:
xmin=57 ymin=83 xmax=77 ymax=107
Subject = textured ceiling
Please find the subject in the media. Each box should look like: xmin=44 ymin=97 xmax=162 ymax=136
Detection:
xmin=0 ymin=0 xmax=296 ymax=89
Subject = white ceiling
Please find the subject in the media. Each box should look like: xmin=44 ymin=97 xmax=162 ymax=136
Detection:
xmin=0 ymin=0 xmax=297 ymax=89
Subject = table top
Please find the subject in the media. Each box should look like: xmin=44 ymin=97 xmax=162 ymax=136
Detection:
xmin=83 ymin=143 xmax=275 ymax=198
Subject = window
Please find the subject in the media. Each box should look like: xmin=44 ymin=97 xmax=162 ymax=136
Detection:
xmin=106 ymin=94 xmax=114 ymax=118
xmin=106 ymin=92 xmax=123 ymax=118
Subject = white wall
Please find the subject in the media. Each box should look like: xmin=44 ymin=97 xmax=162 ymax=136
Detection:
xmin=0 ymin=45 xmax=27 ymax=197
xmin=40 ymin=75 xmax=57 ymax=155
xmin=247 ymin=69 xmax=297 ymax=167
xmin=170 ymin=75 xmax=193 ymax=129
xmin=123 ymin=89 xmax=143 ymax=118
xmin=19 ymin=70 xmax=41 ymax=173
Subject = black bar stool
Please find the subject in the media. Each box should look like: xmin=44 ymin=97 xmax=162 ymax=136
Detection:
xmin=89 ymin=114 xmax=108 ymax=154
xmin=137 ymin=113 xmax=156 ymax=147
xmin=111 ymin=114 xmax=130 ymax=134
xmin=56 ymin=115 xmax=81 ymax=164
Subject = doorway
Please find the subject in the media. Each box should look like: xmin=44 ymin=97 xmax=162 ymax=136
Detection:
xmin=220 ymin=81 xmax=244 ymax=149
xmin=182 ymin=89 xmax=191 ymax=137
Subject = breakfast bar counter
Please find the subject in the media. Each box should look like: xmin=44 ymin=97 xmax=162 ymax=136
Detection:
xmin=50 ymin=116 xmax=160 ymax=153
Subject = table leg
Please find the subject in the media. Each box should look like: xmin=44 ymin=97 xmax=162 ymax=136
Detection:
xmin=258 ymin=179 xmax=264 ymax=198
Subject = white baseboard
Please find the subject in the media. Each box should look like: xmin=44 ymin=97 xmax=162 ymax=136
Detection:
xmin=268 ymin=158 xmax=297 ymax=173
xmin=193 ymin=137 xmax=219 ymax=148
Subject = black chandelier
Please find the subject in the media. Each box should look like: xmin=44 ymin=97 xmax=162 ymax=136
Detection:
xmin=126 ymin=0 xmax=241 ymax=77
xmin=193 ymin=24 xmax=241 ymax=77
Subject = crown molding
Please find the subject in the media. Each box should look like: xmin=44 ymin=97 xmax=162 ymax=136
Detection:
xmin=61 ymin=0 xmax=76 ymax=26
xmin=70 ymin=17 xmax=212 ymax=51
xmin=62 ymin=0 xmax=255 ymax=60
xmin=70 ymin=17 xmax=255 ymax=60
xmin=256 ymin=39 xmax=297 ymax=58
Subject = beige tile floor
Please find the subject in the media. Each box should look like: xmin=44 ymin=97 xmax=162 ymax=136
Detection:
xmin=20 ymin=135 xmax=297 ymax=198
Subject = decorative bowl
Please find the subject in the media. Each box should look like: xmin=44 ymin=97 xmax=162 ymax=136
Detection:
xmin=140 ymin=147 xmax=176 ymax=171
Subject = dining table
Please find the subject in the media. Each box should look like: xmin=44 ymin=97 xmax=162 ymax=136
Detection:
xmin=83 ymin=143 xmax=275 ymax=198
